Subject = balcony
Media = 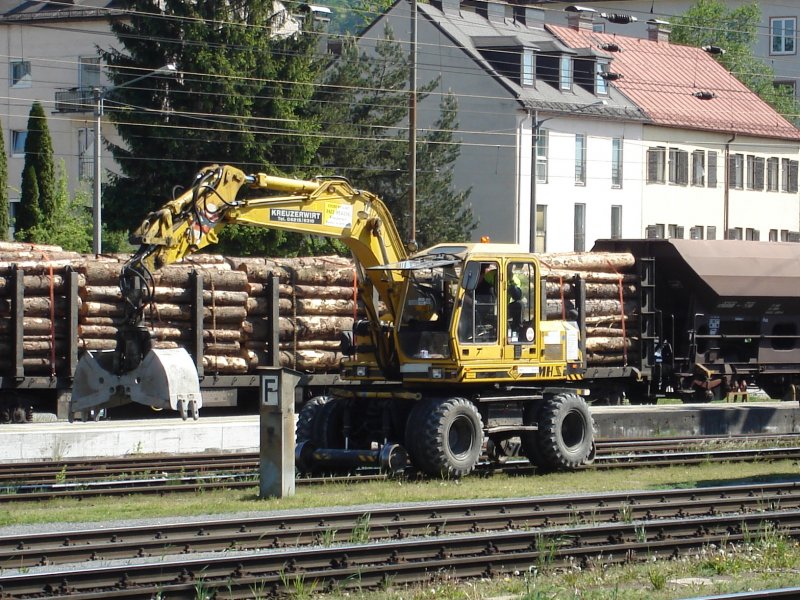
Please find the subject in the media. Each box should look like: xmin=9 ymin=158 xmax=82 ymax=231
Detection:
xmin=54 ymin=87 xmax=95 ymax=113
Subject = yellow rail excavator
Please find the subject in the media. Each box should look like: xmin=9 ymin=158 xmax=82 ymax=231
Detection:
xmin=73 ymin=164 xmax=595 ymax=477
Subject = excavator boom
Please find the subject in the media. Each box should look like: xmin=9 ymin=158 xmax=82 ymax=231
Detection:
xmin=72 ymin=164 xmax=409 ymax=419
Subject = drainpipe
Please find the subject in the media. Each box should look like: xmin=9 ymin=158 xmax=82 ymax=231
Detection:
xmin=723 ymin=133 xmax=736 ymax=239
xmin=529 ymin=109 xmax=538 ymax=253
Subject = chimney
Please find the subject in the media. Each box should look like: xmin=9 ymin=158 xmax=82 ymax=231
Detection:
xmin=647 ymin=18 xmax=671 ymax=42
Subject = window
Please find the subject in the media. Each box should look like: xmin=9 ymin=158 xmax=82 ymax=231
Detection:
xmin=535 ymin=129 xmax=548 ymax=183
xmin=690 ymin=226 xmax=704 ymax=240
xmin=745 ymin=228 xmax=760 ymax=241
xmin=707 ymin=226 xmax=717 ymax=240
xmin=10 ymin=60 xmax=31 ymax=87
xmin=781 ymin=229 xmax=790 ymax=241
xmin=611 ymin=205 xmax=622 ymax=239
xmin=729 ymin=153 xmax=744 ymax=189
xmin=668 ymin=148 xmax=688 ymax=185
xmin=728 ymin=227 xmax=743 ymax=240
xmin=575 ymin=134 xmax=586 ymax=185
xmin=534 ymin=204 xmax=547 ymax=253
xmin=560 ymin=55 xmax=572 ymax=91
xmin=769 ymin=229 xmax=778 ymax=242
xmin=522 ymin=48 xmax=535 ymax=87
xmin=708 ymin=151 xmax=718 ymax=188
xmin=767 ymin=157 xmax=779 ymax=191
xmin=646 ymin=224 xmax=666 ymax=239
xmin=746 ymin=155 xmax=765 ymax=190
xmin=647 ymin=147 xmax=666 ymax=184
xmin=668 ymin=224 xmax=684 ymax=239
xmin=574 ymin=203 xmax=585 ymax=251
xmin=611 ymin=138 xmax=622 ymax=187
xmin=782 ymin=158 xmax=799 ymax=192
xmin=592 ymin=22 xmax=605 ymax=33
xmin=595 ymin=60 xmax=608 ymax=95
xmin=507 ymin=262 xmax=536 ymax=343
xmin=691 ymin=150 xmax=705 ymax=186
xmin=79 ymin=57 xmax=101 ymax=89
xmin=774 ymin=80 xmax=796 ymax=96
xmin=11 ymin=131 xmax=27 ymax=155
xmin=771 ymin=17 xmax=796 ymax=55
xmin=458 ymin=261 xmax=499 ymax=345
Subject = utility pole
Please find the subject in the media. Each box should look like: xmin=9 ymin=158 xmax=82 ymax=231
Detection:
xmin=408 ymin=0 xmax=417 ymax=247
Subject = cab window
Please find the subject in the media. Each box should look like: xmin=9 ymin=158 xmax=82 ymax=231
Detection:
xmin=507 ymin=262 xmax=536 ymax=343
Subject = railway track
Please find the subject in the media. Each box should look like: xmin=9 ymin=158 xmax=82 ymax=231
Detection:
xmin=1 ymin=434 xmax=799 ymax=502
xmin=1 ymin=481 xmax=799 ymax=597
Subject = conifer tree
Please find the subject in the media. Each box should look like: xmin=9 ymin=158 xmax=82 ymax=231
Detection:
xmin=101 ymin=0 xmax=323 ymax=256
xmin=17 ymin=102 xmax=55 ymax=235
xmin=0 ymin=124 xmax=9 ymax=240
xmin=312 ymin=32 xmax=474 ymax=245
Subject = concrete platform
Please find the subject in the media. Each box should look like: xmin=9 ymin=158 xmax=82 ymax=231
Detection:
xmin=0 ymin=402 xmax=798 ymax=463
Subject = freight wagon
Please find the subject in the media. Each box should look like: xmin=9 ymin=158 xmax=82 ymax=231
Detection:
xmin=1 ymin=238 xmax=798 ymax=423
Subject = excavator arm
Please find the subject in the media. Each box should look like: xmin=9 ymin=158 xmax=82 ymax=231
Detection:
xmin=72 ymin=164 xmax=409 ymax=419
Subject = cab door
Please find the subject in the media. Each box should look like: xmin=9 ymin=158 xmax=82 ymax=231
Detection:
xmin=502 ymin=261 xmax=542 ymax=368
xmin=455 ymin=260 xmax=503 ymax=362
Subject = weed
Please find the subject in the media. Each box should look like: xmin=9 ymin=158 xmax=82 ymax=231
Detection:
xmin=279 ymin=571 xmax=318 ymax=599
xmin=321 ymin=528 xmax=337 ymax=547
xmin=619 ymin=502 xmax=633 ymax=523
xmin=193 ymin=575 xmax=211 ymax=600
xmin=647 ymin=567 xmax=667 ymax=590
xmin=348 ymin=513 xmax=371 ymax=544
xmin=54 ymin=465 xmax=68 ymax=486
xmin=249 ymin=580 xmax=269 ymax=600
xmin=534 ymin=533 xmax=559 ymax=570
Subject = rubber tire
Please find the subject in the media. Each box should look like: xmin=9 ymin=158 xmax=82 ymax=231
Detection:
xmin=315 ymin=398 xmax=346 ymax=448
xmin=520 ymin=402 xmax=549 ymax=470
xmin=404 ymin=399 xmax=435 ymax=470
xmin=412 ymin=397 xmax=484 ymax=479
xmin=535 ymin=393 xmax=595 ymax=472
xmin=295 ymin=396 xmax=330 ymax=444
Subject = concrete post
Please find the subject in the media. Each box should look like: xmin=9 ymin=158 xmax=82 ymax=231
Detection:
xmin=259 ymin=368 xmax=301 ymax=498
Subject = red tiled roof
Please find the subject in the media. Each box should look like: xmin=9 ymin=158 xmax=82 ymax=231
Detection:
xmin=548 ymin=24 xmax=800 ymax=141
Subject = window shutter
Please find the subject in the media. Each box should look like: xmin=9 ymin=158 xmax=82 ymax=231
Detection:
xmin=708 ymin=152 xmax=717 ymax=187
xmin=647 ymin=150 xmax=657 ymax=183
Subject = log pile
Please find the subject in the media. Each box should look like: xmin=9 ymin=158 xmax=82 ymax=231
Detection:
xmin=0 ymin=243 xmax=84 ymax=375
xmin=538 ymin=251 xmax=639 ymax=366
xmin=231 ymin=255 xmax=356 ymax=371
xmin=0 ymin=241 xmax=641 ymax=377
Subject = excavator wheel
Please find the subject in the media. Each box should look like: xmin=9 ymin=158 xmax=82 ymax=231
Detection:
xmin=411 ymin=397 xmax=484 ymax=479
xmin=315 ymin=398 xmax=346 ymax=448
xmin=295 ymin=396 xmax=331 ymax=444
xmin=520 ymin=402 xmax=549 ymax=471
xmin=535 ymin=393 xmax=595 ymax=471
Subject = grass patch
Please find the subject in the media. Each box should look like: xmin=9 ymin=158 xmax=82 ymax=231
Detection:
xmin=0 ymin=460 xmax=797 ymax=528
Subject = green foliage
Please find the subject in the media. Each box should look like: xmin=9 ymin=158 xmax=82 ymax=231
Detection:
xmin=17 ymin=167 xmax=41 ymax=234
xmin=0 ymin=125 xmax=9 ymax=240
xmin=324 ymin=0 xmax=395 ymax=35
xmin=17 ymin=102 xmax=56 ymax=234
xmin=312 ymin=31 xmax=474 ymax=246
xmin=17 ymin=162 xmax=92 ymax=252
xmin=670 ymin=0 xmax=798 ymax=121
xmin=101 ymin=0 xmax=323 ymax=244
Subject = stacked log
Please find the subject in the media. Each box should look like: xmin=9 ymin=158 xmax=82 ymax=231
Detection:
xmin=0 ymin=240 xmax=643 ymax=377
xmin=0 ymin=243 xmax=84 ymax=375
xmin=232 ymin=255 xmax=356 ymax=371
xmin=77 ymin=255 xmax=252 ymax=374
xmin=538 ymin=251 xmax=639 ymax=366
